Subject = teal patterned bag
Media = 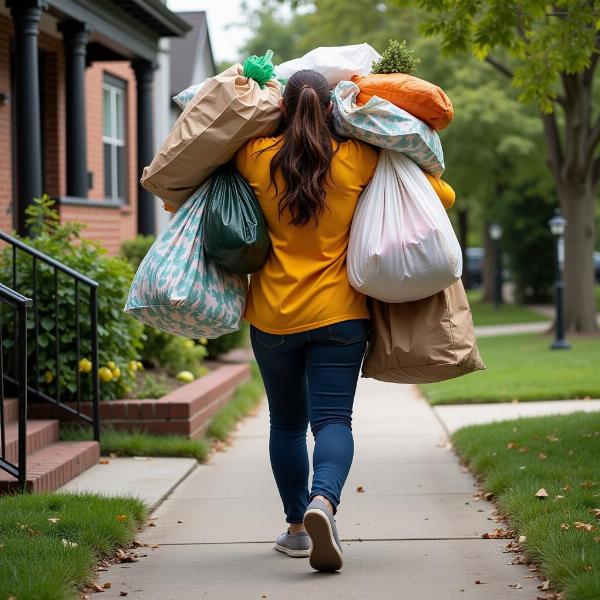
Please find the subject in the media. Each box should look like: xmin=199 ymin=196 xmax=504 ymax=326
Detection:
xmin=124 ymin=179 xmax=248 ymax=338
xmin=332 ymin=80 xmax=444 ymax=177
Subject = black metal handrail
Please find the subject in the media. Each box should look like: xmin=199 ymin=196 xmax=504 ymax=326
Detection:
xmin=0 ymin=283 xmax=31 ymax=491
xmin=0 ymin=231 xmax=100 ymax=443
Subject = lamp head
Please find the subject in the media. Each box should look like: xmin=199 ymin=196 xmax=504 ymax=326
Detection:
xmin=549 ymin=210 xmax=566 ymax=237
xmin=488 ymin=223 xmax=503 ymax=241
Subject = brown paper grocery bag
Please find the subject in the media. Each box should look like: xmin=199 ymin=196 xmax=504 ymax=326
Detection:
xmin=362 ymin=279 xmax=485 ymax=384
xmin=141 ymin=64 xmax=282 ymax=212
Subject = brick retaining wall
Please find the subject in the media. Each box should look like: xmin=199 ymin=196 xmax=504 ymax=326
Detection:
xmin=29 ymin=363 xmax=251 ymax=439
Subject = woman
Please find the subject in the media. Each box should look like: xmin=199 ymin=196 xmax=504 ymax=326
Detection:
xmin=235 ymin=69 xmax=454 ymax=573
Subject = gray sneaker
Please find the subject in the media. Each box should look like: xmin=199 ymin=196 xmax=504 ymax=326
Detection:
xmin=303 ymin=497 xmax=343 ymax=572
xmin=274 ymin=527 xmax=311 ymax=557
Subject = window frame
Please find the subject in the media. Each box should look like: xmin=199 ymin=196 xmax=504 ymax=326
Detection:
xmin=102 ymin=73 xmax=127 ymax=203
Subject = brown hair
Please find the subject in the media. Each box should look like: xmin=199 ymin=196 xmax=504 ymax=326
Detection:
xmin=263 ymin=70 xmax=345 ymax=227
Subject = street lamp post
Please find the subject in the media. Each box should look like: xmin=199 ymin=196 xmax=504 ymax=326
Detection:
xmin=549 ymin=209 xmax=570 ymax=350
xmin=488 ymin=223 xmax=503 ymax=310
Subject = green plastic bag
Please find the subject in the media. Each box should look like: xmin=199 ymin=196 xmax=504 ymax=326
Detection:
xmin=243 ymin=49 xmax=275 ymax=89
xmin=203 ymin=163 xmax=270 ymax=275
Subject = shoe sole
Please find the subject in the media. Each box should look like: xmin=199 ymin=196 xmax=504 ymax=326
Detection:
xmin=304 ymin=508 xmax=343 ymax=572
xmin=274 ymin=543 xmax=311 ymax=558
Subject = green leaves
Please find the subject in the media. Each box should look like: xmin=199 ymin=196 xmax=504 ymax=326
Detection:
xmin=411 ymin=0 xmax=600 ymax=112
xmin=371 ymin=39 xmax=421 ymax=74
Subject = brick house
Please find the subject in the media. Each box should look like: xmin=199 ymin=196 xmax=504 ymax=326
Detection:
xmin=0 ymin=0 xmax=191 ymax=254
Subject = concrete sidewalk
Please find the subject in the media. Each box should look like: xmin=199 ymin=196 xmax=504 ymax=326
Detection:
xmin=98 ymin=380 xmax=542 ymax=599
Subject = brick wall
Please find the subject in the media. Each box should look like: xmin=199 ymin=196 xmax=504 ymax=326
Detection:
xmin=0 ymin=13 xmax=139 ymax=255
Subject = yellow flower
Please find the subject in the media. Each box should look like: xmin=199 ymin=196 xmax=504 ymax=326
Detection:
xmin=137 ymin=361 xmax=144 ymax=371
xmin=184 ymin=340 xmax=195 ymax=349
xmin=44 ymin=370 xmax=54 ymax=384
xmin=98 ymin=367 xmax=113 ymax=383
xmin=107 ymin=361 xmax=116 ymax=370
xmin=128 ymin=360 xmax=138 ymax=372
xmin=79 ymin=358 xmax=92 ymax=373
xmin=111 ymin=367 xmax=121 ymax=380
xmin=176 ymin=371 xmax=195 ymax=383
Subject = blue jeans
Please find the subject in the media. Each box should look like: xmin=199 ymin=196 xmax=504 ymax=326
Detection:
xmin=250 ymin=318 xmax=369 ymax=523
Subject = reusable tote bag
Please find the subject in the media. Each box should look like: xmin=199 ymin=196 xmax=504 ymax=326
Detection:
xmin=203 ymin=163 xmax=270 ymax=275
xmin=362 ymin=279 xmax=486 ymax=384
xmin=124 ymin=179 xmax=247 ymax=338
xmin=347 ymin=150 xmax=462 ymax=303
xmin=332 ymin=80 xmax=444 ymax=176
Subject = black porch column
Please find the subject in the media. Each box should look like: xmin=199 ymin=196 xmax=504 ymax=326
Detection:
xmin=132 ymin=58 xmax=157 ymax=235
xmin=58 ymin=19 xmax=90 ymax=199
xmin=7 ymin=0 xmax=47 ymax=235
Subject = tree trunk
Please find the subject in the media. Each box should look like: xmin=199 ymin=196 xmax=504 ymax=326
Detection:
xmin=560 ymin=184 xmax=598 ymax=333
xmin=481 ymin=222 xmax=495 ymax=302
xmin=458 ymin=208 xmax=470 ymax=289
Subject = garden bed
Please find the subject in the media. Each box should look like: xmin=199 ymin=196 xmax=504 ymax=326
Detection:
xmin=30 ymin=362 xmax=251 ymax=439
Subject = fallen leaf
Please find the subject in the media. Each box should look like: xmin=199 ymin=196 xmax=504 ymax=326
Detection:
xmin=535 ymin=488 xmax=548 ymax=499
xmin=509 ymin=583 xmax=523 ymax=589
xmin=517 ymin=447 xmax=529 ymax=453
xmin=147 ymin=521 xmax=157 ymax=527
xmin=581 ymin=481 xmax=597 ymax=489
xmin=356 ymin=486 xmax=365 ymax=493
xmin=116 ymin=515 xmax=127 ymax=523
xmin=546 ymin=434 xmax=560 ymax=442
xmin=120 ymin=593 xmax=128 ymax=597
xmin=592 ymin=508 xmax=600 ymax=518
xmin=131 ymin=540 xmax=145 ymax=548
xmin=62 ymin=538 xmax=78 ymax=548
xmin=537 ymin=580 xmax=550 ymax=591
xmin=574 ymin=521 xmax=596 ymax=532
xmin=507 ymin=442 xmax=519 ymax=449
xmin=103 ymin=583 xmax=112 ymax=589
xmin=474 ymin=579 xmax=486 ymax=584
xmin=90 ymin=583 xmax=104 ymax=592
xmin=48 ymin=517 xmax=60 ymax=524
xmin=518 ymin=535 xmax=527 ymax=543
xmin=593 ymin=536 xmax=600 ymax=543
xmin=98 ymin=459 xmax=110 ymax=465
xmin=482 ymin=528 xmax=514 ymax=539
xmin=560 ymin=523 xmax=569 ymax=530
xmin=562 ymin=484 xmax=571 ymax=492
xmin=484 ymin=492 xmax=494 ymax=501
xmin=177 ymin=520 xmax=184 ymax=524
xmin=538 ymin=453 xmax=547 ymax=460
xmin=555 ymin=495 xmax=565 ymax=500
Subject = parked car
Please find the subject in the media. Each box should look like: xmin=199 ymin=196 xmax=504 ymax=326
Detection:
xmin=465 ymin=247 xmax=484 ymax=288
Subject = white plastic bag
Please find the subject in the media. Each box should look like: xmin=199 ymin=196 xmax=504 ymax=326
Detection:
xmin=348 ymin=150 xmax=462 ymax=303
xmin=275 ymin=43 xmax=380 ymax=88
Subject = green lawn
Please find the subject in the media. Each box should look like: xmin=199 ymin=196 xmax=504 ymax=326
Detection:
xmin=0 ymin=492 xmax=147 ymax=600
xmin=422 ymin=333 xmax=600 ymax=405
xmin=453 ymin=412 xmax=600 ymax=600
xmin=467 ymin=289 xmax=549 ymax=327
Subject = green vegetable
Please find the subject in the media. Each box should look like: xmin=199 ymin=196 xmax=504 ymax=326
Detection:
xmin=243 ymin=49 xmax=275 ymax=88
xmin=372 ymin=39 xmax=421 ymax=75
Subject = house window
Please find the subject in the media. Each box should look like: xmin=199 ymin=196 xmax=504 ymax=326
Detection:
xmin=102 ymin=75 xmax=126 ymax=202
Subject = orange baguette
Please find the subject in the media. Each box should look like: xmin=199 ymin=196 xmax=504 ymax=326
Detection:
xmin=352 ymin=73 xmax=454 ymax=131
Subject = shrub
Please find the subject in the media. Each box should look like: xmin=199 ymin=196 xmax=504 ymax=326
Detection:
xmin=141 ymin=331 xmax=208 ymax=377
xmin=371 ymin=39 xmax=421 ymax=75
xmin=120 ymin=234 xmax=155 ymax=267
xmin=0 ymin=195 xmax=144 ymax=401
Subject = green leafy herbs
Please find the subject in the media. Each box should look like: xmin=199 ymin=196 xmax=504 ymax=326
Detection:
xmin=371 ymin=39 xmax=421 ymax=75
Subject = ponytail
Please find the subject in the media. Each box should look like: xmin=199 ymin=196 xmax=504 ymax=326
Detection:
xmin=265 ymin=70 xmax=345 ymax=227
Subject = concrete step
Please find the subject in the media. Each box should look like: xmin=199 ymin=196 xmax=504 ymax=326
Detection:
xmin=2 ymin=419 xmax=59 ymax=464
xmin=0 ymin=441 xmax=100 ymax=492
xmin=2 ymin=398 xmax=18 ymax=424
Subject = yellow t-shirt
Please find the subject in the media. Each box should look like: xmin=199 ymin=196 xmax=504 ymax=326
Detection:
xmin=234 ymin=135 xmax=455 ymax=335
